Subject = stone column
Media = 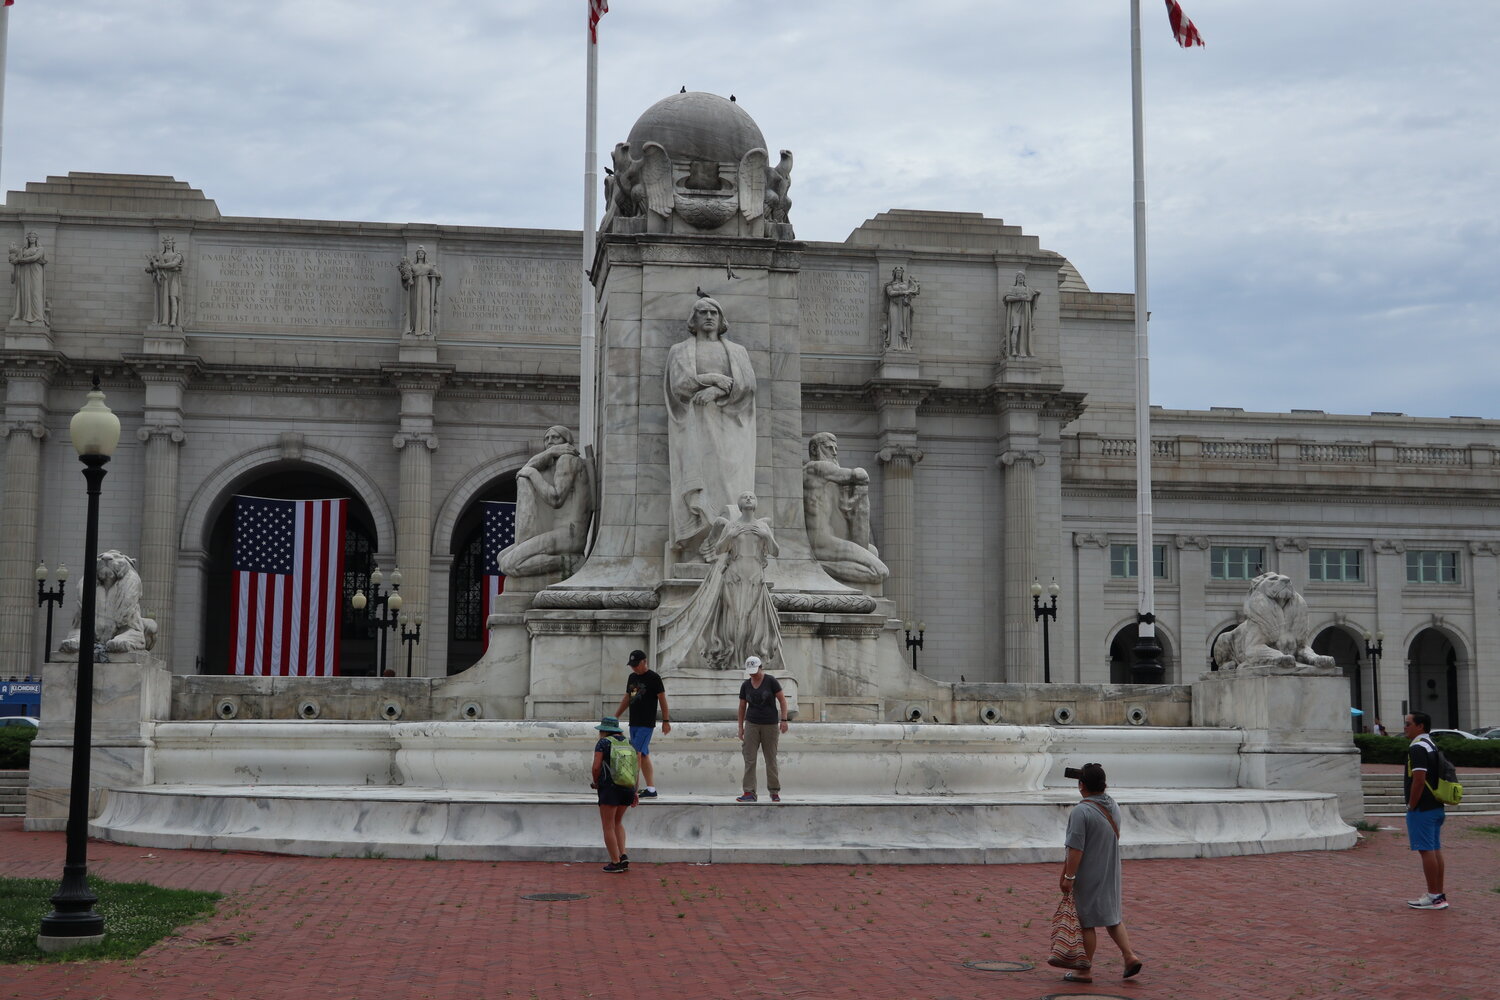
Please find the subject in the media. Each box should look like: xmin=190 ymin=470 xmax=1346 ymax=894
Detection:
xmin=0 ymin=420 xmax=46 ymax=673
xmin=869 ymin=378 xmax=936 ymax=624
xmin=999 ymin=448 xmax=1042 ymax=682
xmin=136 ymin=425 xmax=184 ymax=665
xmin=1072 ymin=532 xmax=1110 ymax=683
xmin=127 ymin=356 xmax=200 ymax=672
xmin=1466 ymin=541 xmax=1499 ymax=729
xmin=1175 ymin=534 xmax=1210 ymax=675
xmin=875 ymin=443 xmax=923 ymax=621
xmin=385 ymin=364 xmax=449 ymax=676
xmin=1371 ymin=539 xmax=1406 ymax=722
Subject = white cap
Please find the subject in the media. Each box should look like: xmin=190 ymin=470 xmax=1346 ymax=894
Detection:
xmin=744 ymin=656 xmax=763 ymax=675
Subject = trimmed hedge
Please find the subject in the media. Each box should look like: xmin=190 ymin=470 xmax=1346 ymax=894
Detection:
xmin=1354 ymin=732 xmax=1500 ymax=767
xmin=0 ymin=726 xmax=37 ymax=770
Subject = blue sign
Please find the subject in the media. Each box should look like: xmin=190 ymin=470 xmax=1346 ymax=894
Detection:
xmin=0 ymin=682 xmax=41 ymax=699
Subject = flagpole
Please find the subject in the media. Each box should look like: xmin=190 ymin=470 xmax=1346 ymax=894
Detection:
xmin=0 ymin=5 xmax=10 ymax=191
xmin=1129 ymin=0 xmax=1163 ymax=680
xmin=578 ymin=4 xmax=600 ymax=454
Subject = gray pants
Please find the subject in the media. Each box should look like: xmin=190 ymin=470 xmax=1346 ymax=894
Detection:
xmin=742 ymin=723 xmax=781 ymax=794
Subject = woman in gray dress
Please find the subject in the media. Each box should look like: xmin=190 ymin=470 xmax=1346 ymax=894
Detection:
xmin=1057 ymin=763 xmax=1142 ymax=982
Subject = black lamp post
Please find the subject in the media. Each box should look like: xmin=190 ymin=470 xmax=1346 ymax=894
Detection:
xmin=398 ymin=612 xmax=423 ymax=678
xmin=352 ymin=566 xmax=402 ymax=676
xmin=903 ymin=620 xmax=925 ymax=671
xmin=1364 ymin=630 xmax=1384 ymax=730
xmin=35 ymin=562 xmax=68 ymax=663
xmin=38 ymin=376 xmax=120 ymax=952
xmin=1032 ymin=579 xmax=1060 ymax=683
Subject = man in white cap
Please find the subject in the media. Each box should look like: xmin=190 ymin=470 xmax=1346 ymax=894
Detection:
xmin=736 ymin=655 xmax=790 ymax=802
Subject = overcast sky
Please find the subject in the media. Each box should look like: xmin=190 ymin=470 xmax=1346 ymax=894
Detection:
xmin=4 ymin=1 xmax=1496 ymax=419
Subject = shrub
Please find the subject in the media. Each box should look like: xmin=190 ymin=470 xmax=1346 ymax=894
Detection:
xmin=1354 ymin=732 xmax=1500 ymax=768
xmin=0 ymin=727 xmax=37 ymax=770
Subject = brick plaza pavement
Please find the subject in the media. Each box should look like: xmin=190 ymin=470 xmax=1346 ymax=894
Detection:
xmin=1 ymin=813 xmax=1497 ymax=1000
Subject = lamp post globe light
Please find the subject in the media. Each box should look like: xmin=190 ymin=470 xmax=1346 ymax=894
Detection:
xmin=352 ymin=566 xmax=403 ymax=676
xmin=38 ymin=376 xmax=120 ymax=951
xmin=1363 ymin=630 xmax=1385 ymax=729
xmin=36 ymin=561 xmax=69 ymax=663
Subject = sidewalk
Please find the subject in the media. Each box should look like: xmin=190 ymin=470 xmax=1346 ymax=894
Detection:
xmin=1 ymin=813 xmax=1497 ymax=1000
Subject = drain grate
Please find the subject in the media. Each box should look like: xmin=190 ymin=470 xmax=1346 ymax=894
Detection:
xmin=961 ymin=960 xmax=1034 ymax=973
xmin=521 ymin=892 xmax=589 ymax=901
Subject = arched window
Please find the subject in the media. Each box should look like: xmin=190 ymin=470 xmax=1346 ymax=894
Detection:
xmin=201 ymin=466 xmax=379 ymax=675
xmin=446 ymin=473 xmax=517 ymax=675
xmin=1107 ymin=624 xmax=1175 ymax=683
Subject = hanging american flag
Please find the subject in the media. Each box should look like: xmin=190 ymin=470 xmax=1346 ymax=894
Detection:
xmin=481 ymin=501 xmax=517 ymax=650
xmin=230 ymin=496 xmax=348 ymax=676
xmin=1164 ymin=1 xmax=1204 ymax=48
xmin=588 ymin=0 xmax=608 ymax=43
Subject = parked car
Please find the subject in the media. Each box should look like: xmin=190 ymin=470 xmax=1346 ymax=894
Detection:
xmin=1470 ymin=725 xmax=1500 ymax=739
xmin=1428 ymin=728 xmax=1480 ymax=741
xmin=0 ymin=716 xmax=39 ymax=729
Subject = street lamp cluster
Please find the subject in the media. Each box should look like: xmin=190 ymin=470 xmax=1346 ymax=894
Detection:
xmin=35 ymin=562 xmax=68 ymax=663
xmin=351 ymin=567 xmax=422 ymax=676
xmin=1031 ymin=579 xmax=1060 ymax=684
xmin=1364 ymin=630 xmax=1385 ymax=727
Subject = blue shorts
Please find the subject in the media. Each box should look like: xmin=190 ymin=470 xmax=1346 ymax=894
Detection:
xmin=1406 ymin=807 xmax=1445 ymax=851
xmin=629 ymin=726 xmax=654 ymax=755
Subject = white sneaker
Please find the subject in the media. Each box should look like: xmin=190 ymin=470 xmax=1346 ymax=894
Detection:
xmin=1407 ymin=892 xmax=1449 ymax=909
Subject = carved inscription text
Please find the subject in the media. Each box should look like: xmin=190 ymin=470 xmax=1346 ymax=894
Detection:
xmin=800 ymin=269 xmax=870 ymax=346
xmin=446 ymin=257 xmax=580 ymax=336
xmin=196 ymin=246 xmax=399 ymax=329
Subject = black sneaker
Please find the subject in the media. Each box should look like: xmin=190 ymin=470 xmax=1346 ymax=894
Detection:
xmin=619 ymin=853 xmax=629 ymax=869
xmin=602 ymin=861 xmax=627 ymax=873
xmin=639 ymin=788 xmax=658 ymax=798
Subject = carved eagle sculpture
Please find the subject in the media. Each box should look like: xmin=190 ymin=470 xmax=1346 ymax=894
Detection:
xmin=764 ymin=149 xmax=794 ymax=225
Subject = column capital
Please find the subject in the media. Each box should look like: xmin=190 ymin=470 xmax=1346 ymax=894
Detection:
xmin=136 ymin=423 xmax=186 ymax=445
xmin=2 ymin=419 xmax=47 ymax=441
xmin=996 ymin=449 xmax=1044 ymax=468
xmin=1274 ymin=536 xmax=1308 ymax=553
xmin=1174 ymin=534 xmax=1209 ymax=551
xmin=393 ymin=432 xmax=439 ymax=452
xmin=1469 ymin=541 xmax=1500 ymax=556
xmin=876 ymin=444 xmax=923 ymax=465
xmin=1373 ymin=539 xmax=1406 ymax=554
xmin=1073 ymin=532 xmax=1110 ymax=549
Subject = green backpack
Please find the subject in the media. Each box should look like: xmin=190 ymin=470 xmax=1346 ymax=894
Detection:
xmin=604 ymin=736 xmax=639 ymax=788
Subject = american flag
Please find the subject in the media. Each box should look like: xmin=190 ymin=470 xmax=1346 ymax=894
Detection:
xmin=588 ymin=0 xmax=608 ymax=43
xmin=1165 ymin=1 xmax=1205 ymax=48
xmin=230 ymin=496 xmax=348 ymax=676
xmin=482 ymin=501 xmax=516 ymax=650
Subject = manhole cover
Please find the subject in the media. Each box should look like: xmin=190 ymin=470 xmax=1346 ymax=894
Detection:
xmin=961 ymin=960 xmax=1034 ymax=972
xmin=521 ymin=892 xmax=589 ymax=901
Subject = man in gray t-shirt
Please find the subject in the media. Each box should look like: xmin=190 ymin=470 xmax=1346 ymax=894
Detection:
xmin=1057 ymin=763 xmax=1142 ymax=983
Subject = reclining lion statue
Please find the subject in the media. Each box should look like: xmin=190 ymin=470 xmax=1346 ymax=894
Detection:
xmin=59 ymin=550 xmax=158 ymax=654
xmin=1212 ymin=572 xmax=1334 ymax=671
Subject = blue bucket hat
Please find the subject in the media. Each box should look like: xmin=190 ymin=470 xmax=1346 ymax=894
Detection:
xmin=596 ymin=715 xmax=624 ymax=734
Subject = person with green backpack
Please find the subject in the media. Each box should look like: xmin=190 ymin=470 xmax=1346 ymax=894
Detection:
xmin=590 ymin=716 xmax=639 ymax=873
xmin=1403 ymin=711 xmax=1453 ymax=909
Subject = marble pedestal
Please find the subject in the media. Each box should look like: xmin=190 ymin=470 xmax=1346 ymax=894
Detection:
xmin=26 ymin=651 xmax=172 ymax=830
xmin=1192 ymin=665 xmax=1363 ymax=822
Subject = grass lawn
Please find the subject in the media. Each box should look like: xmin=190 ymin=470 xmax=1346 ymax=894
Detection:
xmin=0 ymin=874 xmax=221 ymax=964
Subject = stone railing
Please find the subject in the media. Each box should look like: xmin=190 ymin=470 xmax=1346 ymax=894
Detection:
xmin=1071 ymin=434 xmax=1494 ymax=472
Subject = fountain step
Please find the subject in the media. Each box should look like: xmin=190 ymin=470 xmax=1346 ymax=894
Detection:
xmin=87 ymin=784 xmax=1355 ymax=865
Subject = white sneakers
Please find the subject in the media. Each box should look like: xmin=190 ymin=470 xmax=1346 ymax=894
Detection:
xmin=1406 ymin=892 xmax=1449 ymax=910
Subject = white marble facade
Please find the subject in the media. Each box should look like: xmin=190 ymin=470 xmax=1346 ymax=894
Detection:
xmin=1 ymin=171 xmax=1497 ymax=732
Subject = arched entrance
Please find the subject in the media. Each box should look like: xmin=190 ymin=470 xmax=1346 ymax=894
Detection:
xmin=1312 ymin=626 xmax=1363 ymax=732
xmin=201 ymin=465 xmax=380 ymax=675
xmin=446 ymin=472 xmax=518 ymax=675
xmin=1407 ymin=628 xmax=1464 ymax=729
xmin=1107 ymin=623 xmax=1175 ymax=683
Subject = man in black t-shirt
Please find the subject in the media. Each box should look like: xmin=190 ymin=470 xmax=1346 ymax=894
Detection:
xmin=1402 ymin=711 xmax=1448 ymax=909
xmin=615 ymin=649 xmax=670 ymax=797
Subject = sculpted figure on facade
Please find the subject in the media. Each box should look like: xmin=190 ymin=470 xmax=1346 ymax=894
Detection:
xmin=144 ymin=236 xmax=185 ymax=328
xmin=1211 ymin=572 xmax=1335 ymax=672
xmin=8 ymin=231 xmax=48 ymax=325
xmin=400 ymin=246 xmax=442 ymax=336
xmin=497 ymin=425 xmax=594 ymax=578
xmin=59 ymin=550 xmax=159 ymax=654
xmin=881 ymin=266 xmax=919 ymax=351
xmin=803 ymin=432 xmax=889 ymax=584
xmin=665 ymin=296 xmax=757 ymax=555
xmin=1003 ymin=271 xmax=1041 ymax=357
xmin=764 ymin=149 xmax=794 ymax=231
xmin=658 ymin=492 xmax=784 ymax=672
